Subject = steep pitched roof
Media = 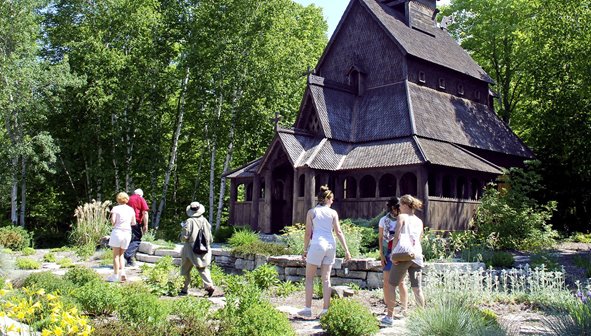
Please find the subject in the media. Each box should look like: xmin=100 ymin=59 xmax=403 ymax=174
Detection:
xmin=409 ymin=82 xmax=533 ymax=157
xmin=361 ymin=0 xmax=493 ymax=83
xmin=224 ymin=158 xmax=262 ymax=178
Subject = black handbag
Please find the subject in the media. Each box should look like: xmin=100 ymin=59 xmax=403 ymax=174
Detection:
xmin=192 ymin=227 xmax=208 ymax=255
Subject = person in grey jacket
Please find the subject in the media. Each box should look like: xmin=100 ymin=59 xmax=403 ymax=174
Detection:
xmin=179 ymin=201 xmax=215 ymax=296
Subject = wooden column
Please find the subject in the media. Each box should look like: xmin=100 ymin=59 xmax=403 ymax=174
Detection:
xmin=229 ymin=179 xmax=237 ymax=225
xmin=418 ymin=167 xmax=429 ymax=226
xmin=304 ymin=169 xmax=316 ymax=210
xmin=262 ymin=171 xmax=272 ymax=233
xmin=251 ymin=175 xmax=260 ymax=230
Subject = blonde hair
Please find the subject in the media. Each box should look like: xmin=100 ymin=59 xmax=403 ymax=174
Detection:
xmin=400 ymin=194 xmax=423 ymax=210
xmin=317 ymin=185 xmax=333 ymax=205
xmin=116 ymin=192 xmax=130 ymax=204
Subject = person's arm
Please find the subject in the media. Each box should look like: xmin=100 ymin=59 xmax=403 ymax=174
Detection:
xmin=180 ymin=219 xmax=191 ymax=242
xmin=302 ymin=209 xmax=313 ymax=260
xmin=378 ymin=223 xmax=385 ymax=267
xmin=141 ymin=211 xmax=149 ymax=234
xmin=110 ymin=210 xmax=117 ymax=226
xmin=333 ymin=213 xmax=351 ymax=261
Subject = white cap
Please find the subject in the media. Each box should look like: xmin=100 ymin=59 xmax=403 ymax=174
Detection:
xmin=134 ymin=189 xmax=144 ymax=197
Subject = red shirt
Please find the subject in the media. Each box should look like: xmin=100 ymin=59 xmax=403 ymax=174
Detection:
xmin=127 ymin=194 xmax=149 ymax=224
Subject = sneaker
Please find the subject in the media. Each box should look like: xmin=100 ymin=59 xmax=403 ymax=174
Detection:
xmin=381 ymin=316 xmax=394 ymax=326
xmin=393 ymin=310 xmax=408 ymax=319
xmin=205 ymin=287 xmax=215 ymax=297
xmin=297 ymin=307 xmax=312 ymax=318
xmin=106 ymin=274 xmax=119 ymax=282
xmin=119 ymin=271 xmax=127 ymax=282
xmin=318 ymin=309 xmax=328 ymax=318
xmin=126 ymin=259 xmax=136 ymax=267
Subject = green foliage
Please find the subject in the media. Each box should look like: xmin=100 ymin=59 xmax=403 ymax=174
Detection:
xmin=191 ymin=262 xmax=227 ymax=289
xmin=140 ymin=255 xmax=184 ymax=296
xmin=152 ymin=239 xmax=177 ymax=249
xmin=474 ymin=163 xmax=558 ymax=252
xmin=544 ymin=286 xmax=591 ymax=336
xmin=116 ymin=282 xmax=170 ymax=325
xmin=16 ymin=257 xmax=41 ymax=270
xmin=272 ymin=280 xmax=303 ymax=297
xmin=74 ymin=243 xmax=96 ymax=260
xmin=220 ymin=301 xmax=295 ymax=336
xmin=530 ymin=252 xmax=562 ymax=272
xmin=422 ymin=230 xmax=451 ymax=261
xmin=347 ymin=217 xmax=379 ymax=253
xmin=573 ymin=256 xmax=591 ymax=278
xmin=21 ymin=247 xmax=36 ymax=256
xmin=245 ymin=264 xmax=280 ymax=290
xmin=92 ymin=320 xmax=176 ymax=336
xmin=461 ymin=247 xmax=515 ymax=268
xmin=21 ymin=271 xmax=75 ymax=295
xmin=170 ymin=296 xmax=215 ymax=335
xmin=0 ymin=225 xmax=32 ymax=251
xmin=407 ymin=292 xmax=506 ymax=336
xmin=72 ymin=280 xmax=122 ymax=316
xmin=232 ymin=240 xmax=289 ymax=256
xmin=313 ymin=278 xmax=323 ymax=299
xmin=228 ymin=229 xmax=259 ymax=248
xmin=568 ymin=232 xmax=591 ymax=244
xmin=99 ymin=248 xmax=113 ymax=266
xmin=63 ymin=266 xmax=102 ymax=285
xmin=70 ymin=200 xmax=112 ymax=248
xmin=141 ymin=229 xmax=156 ymax=242
xmin=281 ymin=221 xmax=362 ymax=257
xmin=214 ymin=225 xmax=235 ymax=243
xmin=57 ymin=257 xmax=75 ymax=268
xmin=43 ymin=252 xmax=56 ymax=262
xmin=319 ymin=298 xmax=380 ymax=336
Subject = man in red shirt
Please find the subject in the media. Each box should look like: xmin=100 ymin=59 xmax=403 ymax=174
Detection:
xmin=124 ymin=188 xmax=149 ymax=266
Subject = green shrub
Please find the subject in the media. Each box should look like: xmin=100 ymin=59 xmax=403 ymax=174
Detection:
xmin=75 ymin=243 xmax=97 ymax=260
xmin=530 ymin=252 xmax=562 ymax=272
xmin=72 ymin=280 xmax=122 ymax=316
xmin=191 ymin=262 xmax=227 ymax=289
xmin=319 ymin=298 xmax=380 ymax=336
xmin=246 ymin=264 xmax=279 ymax=290
xmin=21 ymin=271 xmax=75 ymax=295
xmin=64 ymin=266 xmax=102 ymax=285
xmin=573 ymin=255 xmax=591 ymax=278
xmin=169 ymin=296 xmax=215 ymax=335
xmin=422 ymin=229 xmax=451 ymax=261
xmin=57 ymin=257 xmax=75 ymax=268
xmin=223 ymin=301 xmax=295 ymax=336
xmin=473 ymin=162 xmax=558 ymax=252
xmin=272 ymin=280 xmax=303 ymax=297
xmin=461 ymin=247 xmax=515 ymax=268
xmin=228 ymin=229 xmax=259 ymax=248
xmin=117 ymin=282 xmax=170 ymax=325
xmin=568 ymin=232 xmax=591 ymax=243
xmin=407 ymin=292 xmax=506 ymax=336
xmin=0 ymin=225 xmax=32 ymax=250
xmin=140 ymin=255 xmax=184 ymax=296
xmin=99 ymin=248 xmax=113 ymax=266
xmin=489 ymin=251 xmax=515 ymax=268
xmin=281 ymin=221 xmax=362 ymax=257
xmin=16 ymin=257 xmax=41 ymax=270
xmin=92 ymin=320 xmax=175 ymax=336
xmin=70 ymin=200 xmax=112 ymax=248
xmin=543 ymin=289 xmax=591 ymax=335
xmin=142 ymin=229 xmax=156 ymax=242
xmin=21 ymin=247 xmax=36 ymax=256
xmin=214 ymin=225 xmax=235 ymax=243
xmin=232 ymin=240 xmax=289 ymax=256
xmin=43 ymin=252 xmax=57 ymax=262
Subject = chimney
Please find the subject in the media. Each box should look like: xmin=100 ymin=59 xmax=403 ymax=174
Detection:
xmin=381 ymin=0 xmax=439 ymax=35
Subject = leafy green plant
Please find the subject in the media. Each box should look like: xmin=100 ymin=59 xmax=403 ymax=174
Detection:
xmin=75 ymin=242 xmax=97 ymax=260
xmin=57 ymin=257 xmax=75 ymax=268
xmin=568 ymin=232 xmax=591 ymax=244
xmin=281 ymin=221 xmax=362 ymax=257
xmin=140 ymin=255 xmax=184 ymax=296
xmin=70 ymin=200 xmax=112 ymax=248
xmin=169 ymin=296 xmax=215 ymax=335
xmin=214 ymin=225 xmax=235 ymax=243
xmin=530 ymin=252 xmax=562 ymax=272
xmin=191 ymin=262 xmax=227 ymax=289
xmin=21 ymin=271 xmax=75 ymax=295
xmin=232 ymin=240 xmax=289 ymax=256
xmin=142 ymin=229 xmax=156 ymax=242
xmin=246 ymin=264 xmax=280 ymax=290
xmin=21 ymin=247 xmax=36 ymax=256
xmin=319 ymin=298 xmax=380 ymax=336
xmin=117 ymin=282 xmax=170 ymax=325
xmin=272 ymin=280 xmax=303 ymax=297
xmin=43 ymin=252 xmax=57 ymax=262
xmin=63 ymin=266 xmax=102 ymax=285
xmin=0 ymin=225 xmax=32 ymax=251
xmin=16 ymin=257 xmax=41 ymax=270
xmin=92 ymin=320 xmax=175 ymax=336
xmin=99 ymin=248 xmax=113 ymax=266
xmin=461 ymin=247 xmax=515 ymax=268
xmin=228 ymin=229 xmax=259 ymax=248
xmin=574 ymin=255 xmax=591 ymax=278
xmin=543 ymin=286 xmax=591 ymax=335
xmin=221 ymin=301 xmax=295 ymax=336
xmin=72 ymin=280 xmax=122 ymax=316
xmin=422 ymin=229 xmax=451 ymax=261
xmin=407 ymin=292 xmax=506 ymax=336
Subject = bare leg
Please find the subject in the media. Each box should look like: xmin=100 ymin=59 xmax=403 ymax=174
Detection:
xmin=112 ymin=247 xmax=121 ymax=276
xmin=412 ymin=287 xmax=425 ymax=307
xmin=399 ymin=274 xmax=408 ymax=311
xmin=304 ymin=263 xmax=318 ymax=309
xmin=320 ymin=264 xmax=333 ymax=310
xmin=119 ymin=249 xmax=126 ymax=273
xmin=384 ymin=270 xmax=395 ymax=317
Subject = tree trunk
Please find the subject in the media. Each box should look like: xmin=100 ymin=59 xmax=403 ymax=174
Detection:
xmin=154 ymin=66 xmax=190 ymax=229
xmin=215 ymin=125 xmax=234 ymax=233
xmin=20 ymin=157 xmax=26 ymax=227
xmin=10 ymin=157 xmax=18 ymax=225
xmin=111 ymin=113 xmax=120 ymax=192
xmin=208 ymin=146 xmax=216 ymax=224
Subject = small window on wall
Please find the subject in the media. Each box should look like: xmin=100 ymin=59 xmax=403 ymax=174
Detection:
xmin=343 ymin=176 xmax=357 ymax=199
xmin=359 ymin=175 xmax=376 ymax=198
xmin=442 ymin=175 xmax=452 ymax=197
xmin=260 ymin=183 xmax=265 ymax=199
xmin=428 ymin=173 xmax=437 ymax=196
xmin=438 ymin=78 xmax=446 ymax=89
xmin=471 ymin=178 xmax=481 ymax=200
xmin=246 ymin=183 xmax=253 ymax=201
xmin=399 ymin=172 xmax=417 ymax=196
xmin=237 ymin=184 xmax=246 ymax=202
xmin=298 ymin=175 xmax=305 ymax=197
xmin=418 ymin=71 xmax=426 ymax=84
xmin=456 ymin=177 xmax=467 ymax=199
xmin=458 ymin=83 xmax=464 ymax=96
xmin=379 ymin=174 xmax=397 ymax=197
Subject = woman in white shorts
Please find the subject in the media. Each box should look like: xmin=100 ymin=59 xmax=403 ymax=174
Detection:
xmin=108 ymin=192 xmax=136 ymax=282
xmin=299 ymin=185 xmax=351 ymax=318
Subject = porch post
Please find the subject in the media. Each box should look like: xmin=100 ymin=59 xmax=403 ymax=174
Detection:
xmin=229 ymin=179 xmax=237 ymax=225
xmin=251 ymin=175 xmax=260 ymax=230
xmin=262 ymin=170 xmax=272 ymax=233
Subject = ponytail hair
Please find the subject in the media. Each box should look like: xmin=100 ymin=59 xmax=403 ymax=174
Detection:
xmin=400 ymin=194 xmax=423 ymax=210
xmin=317 ymin=185 xmax=333 ymax=205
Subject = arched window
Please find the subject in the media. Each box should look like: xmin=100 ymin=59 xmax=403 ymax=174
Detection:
xmin=360 ymin=175 xmax=376 ymax=198
xmin=456 ymin=177 xmax=467 ymax=199
xmin=237 ymin=183 xmax=246 ymax=202
xmin=298 ymin=175 xmax=305 ymax=197
xmin=442 ymin=175 xmax=452 ymax=198
xmin=379 ymin=174 xmax=397 ymax=197
xmin=246 ymin=183 xmax=253 ymax=201
xmin=315 ymin=174 xmax=324 ymax=194
xmin=400 ymin=172 xmax=417 ymax=196
xmin=428 ymin=173 xmax=437 ymax=196
xmin=343 ymin=176 xmax=357 ymax=199
xmin=471 ymin=178 xmax=482 ymax=200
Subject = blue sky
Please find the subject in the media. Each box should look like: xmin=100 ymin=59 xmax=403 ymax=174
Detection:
xmin=293 ymin=0 xmax=451 ymax=38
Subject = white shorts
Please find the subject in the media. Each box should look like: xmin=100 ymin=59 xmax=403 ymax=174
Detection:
xmin=109 ymin=229 xmax=131 ymax=249
xmin=307 ymin=243 xmax=336 ymax=266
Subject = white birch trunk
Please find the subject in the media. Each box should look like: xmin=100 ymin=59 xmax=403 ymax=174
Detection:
xmin=154 ymin=67 xmax=190 ymax=229
xmin=10 ymin=158 xmax=18 ymax=225
xmin=215 ymin=126 xmax=234 ymax=233
xmin=20 ymin=158 xmax=26 ymax=227
xmin=111 ymin=113 xmax=120 ymax=192
xmin=208 ymin=147 xmax=216 ymax=224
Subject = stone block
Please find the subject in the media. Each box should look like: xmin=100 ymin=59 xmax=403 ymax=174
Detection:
xmin=136 ymin=253 xmax=161 ymax=264
xmin=333 ymin=258 xmax=343 ymax=269
xmin=331 ymin=277 xmax=365 ymax=288
xmin=331 ymin=285 xmax=355 ymax=298
xmin=284 ymin=267 xmax=300 ymax=276
xmin=268 ymin=255 xmax=305 ymax=267
xmin=286 ymin=275 xmax=304 ymax=282
xmin=346 ymin=259 xmax=371 ymax=271
xmin=212 ymin=248 xmax=232 ymax=257
xmin=138 ymin=241 xmax=157 ymax=255
xmin=366 ymin=271 xmax=384 ymax=289
xmin=255 ymin=255 xmax=269 ymax=267
xmin=154 ymin=247 xmax=182 ymax=258
xmin=235 ymin=258 xmax=255 ymax=271
xmin=335 ymin=270 xmax=366 ymax=279
xmin=367 ymin=260 xmax=383 ymax=271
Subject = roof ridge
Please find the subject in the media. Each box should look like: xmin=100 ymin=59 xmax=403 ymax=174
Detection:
xmin=405 ymin=81 xmax=417 ymax=135
xmin=413 ymin=135 xmax=428 ymax=162
xmin=304 ymin=138 xmax=328 ymax=167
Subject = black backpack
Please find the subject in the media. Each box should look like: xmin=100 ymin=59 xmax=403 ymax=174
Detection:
xmin=192 ymin=224 xmax=208 ymax=255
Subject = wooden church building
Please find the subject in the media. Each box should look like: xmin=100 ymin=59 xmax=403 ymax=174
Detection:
xmin=225 ymin=0 xmax=533 ymax=233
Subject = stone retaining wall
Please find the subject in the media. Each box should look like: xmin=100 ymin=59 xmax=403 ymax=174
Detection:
xmin=135 ymin=241 xmax=485 ymax=289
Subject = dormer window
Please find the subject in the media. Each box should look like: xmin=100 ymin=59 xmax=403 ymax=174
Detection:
xmin=438 ymin=77 xmax=446 ymax=90
xmin=418 ymin=71 xmax=426 ymax=84
xmin=458 ymin=84 xmax=464 ymax=96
